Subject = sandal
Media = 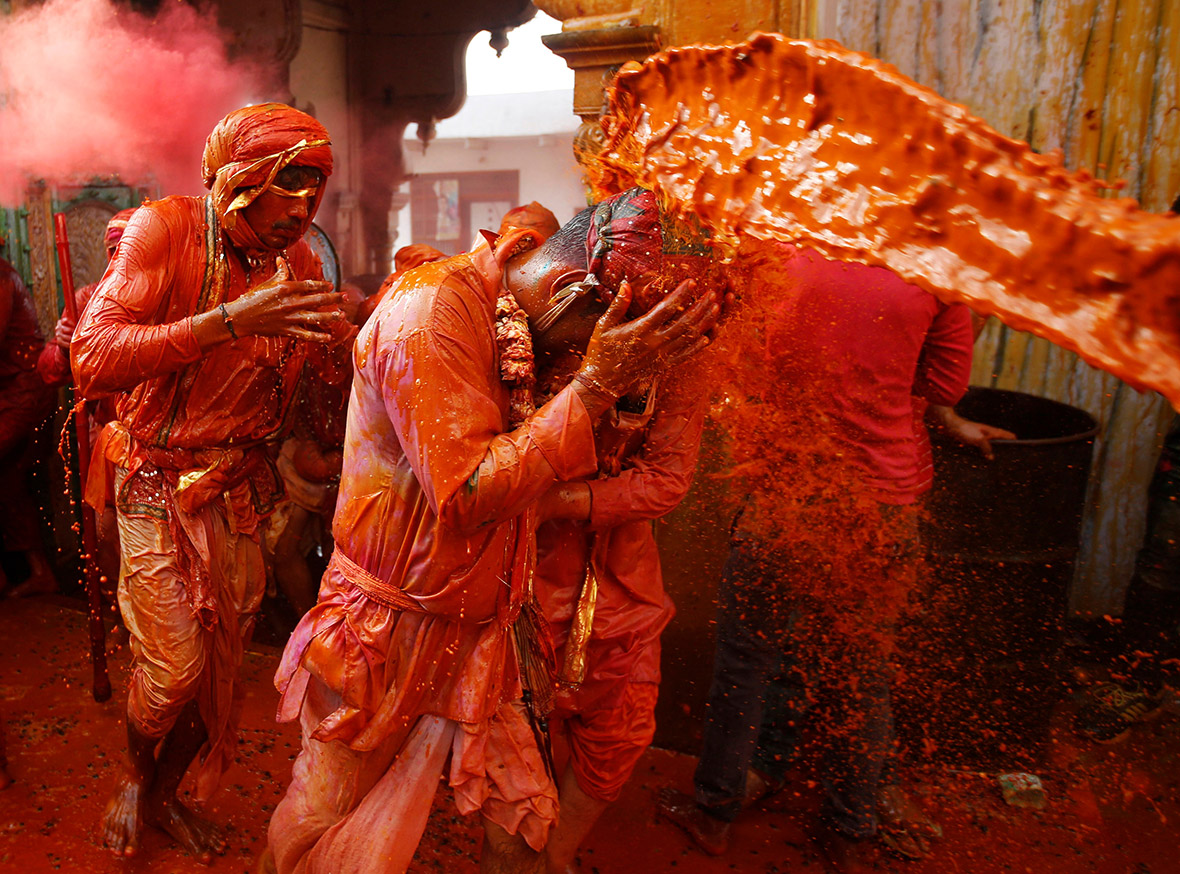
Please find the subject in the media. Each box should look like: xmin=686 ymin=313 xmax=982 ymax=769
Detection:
xmin=876 ymin=784 xmax=941 ymax=860
xmin=1075 ymin=681 xmax=1164 ymax=744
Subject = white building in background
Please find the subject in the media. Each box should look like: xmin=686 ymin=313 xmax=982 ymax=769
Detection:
xmin=392 ymin=14 xmax=587 ymax=259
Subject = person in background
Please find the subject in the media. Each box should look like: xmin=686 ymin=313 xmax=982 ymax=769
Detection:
xmin=500 ymin=201 xmax=561 ymax=242
xmin=25 ymin=208 xmax=139 ymax=604
xmin=0 ymin=255 xmax=57 ymax=597
xmin=658 ymin=246 xmax=1011 ymax=873
xmin=1073 ymin=193 xmax=1180 ymax=744
xmin=355 ymin=245 xmax=446 ymax=327
xmin=1074 ymin=415 xmax=1180 ymax=741
xmin=530 ymin=189 xmax=713 ymax=874
xmin=73 ymin=103 xmax=346 ymax=863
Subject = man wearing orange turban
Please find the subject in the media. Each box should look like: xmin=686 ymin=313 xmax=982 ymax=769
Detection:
xmin=72 ymin=103 xmax=349 ymax=864
xmin=500 ymin=201 xmax=560 ymax=241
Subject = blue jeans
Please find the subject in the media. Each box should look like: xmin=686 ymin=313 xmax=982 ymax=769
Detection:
xmin=693 ymin=508 xmax=916 ymax=838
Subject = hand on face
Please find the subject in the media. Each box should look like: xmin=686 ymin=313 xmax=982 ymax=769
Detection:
xmin=577 ymin=277 xmax=722 ymax=398
xmin=222 ymin=258 xmax=342 ymax=343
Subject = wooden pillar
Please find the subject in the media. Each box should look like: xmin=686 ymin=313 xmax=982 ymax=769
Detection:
xmin=535 ymin=3 xmax=662 ymax=171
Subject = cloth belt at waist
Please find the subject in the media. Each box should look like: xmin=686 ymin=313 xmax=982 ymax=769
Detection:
xmin=330 ymin=548 xmax=425 ymax=614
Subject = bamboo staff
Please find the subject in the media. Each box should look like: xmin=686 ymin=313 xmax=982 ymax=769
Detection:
xmin=53 ymin=213 xmax=111 ymax=703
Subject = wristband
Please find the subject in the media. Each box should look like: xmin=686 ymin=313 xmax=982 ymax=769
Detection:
xmin=218 ymin=303 xmax=238 ymax=340
xmin=573 ymin=370 xmax=618 ymax=403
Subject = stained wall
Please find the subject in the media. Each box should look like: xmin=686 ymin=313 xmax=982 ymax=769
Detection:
xmin=810 ymin=0 xmax=1180 ymax=617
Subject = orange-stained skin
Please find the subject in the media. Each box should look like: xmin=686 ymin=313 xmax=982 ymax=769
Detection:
xmin=590 ymin=34 xmax=1180 ymax=407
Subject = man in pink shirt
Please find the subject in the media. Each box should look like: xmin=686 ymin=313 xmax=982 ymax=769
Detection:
xmin=659 ymin=245 xmax=1010 ymax=872
xmin=266 ymin=188 xmax=720 ymax=874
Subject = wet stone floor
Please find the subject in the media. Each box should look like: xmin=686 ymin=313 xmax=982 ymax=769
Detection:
xmin=0 ymin=597 xmax=1177 ymax=873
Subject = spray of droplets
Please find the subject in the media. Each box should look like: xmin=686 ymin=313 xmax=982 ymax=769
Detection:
xmin=0 ymin=0 xmax=277 ymax=204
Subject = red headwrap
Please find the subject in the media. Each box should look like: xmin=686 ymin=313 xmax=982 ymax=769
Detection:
xmin=585 ymin=187 xmax=711 ymax=312
xmin=499 ymin=201 xmax=560 ymax=241
xmin=201 ymin=102 xmax=333 ymax=250
xmin=104 ymin=207 xmax=138 ymax=247
xmin=535 ymin=187 xmax=712 ymax=333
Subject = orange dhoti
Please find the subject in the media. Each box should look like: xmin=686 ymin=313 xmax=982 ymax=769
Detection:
xmin=113 ymin=464 xmax=268 ymax=800
xmin=270 ymin=674 xmax=556 ymax=874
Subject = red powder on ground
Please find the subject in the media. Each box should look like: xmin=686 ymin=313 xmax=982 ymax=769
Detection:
xmin=0 ymin=0 xmax=276 ymax=204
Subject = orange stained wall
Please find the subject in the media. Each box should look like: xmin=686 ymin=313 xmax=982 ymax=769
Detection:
xmin=793 ymin=0 xmax=1179 ymax=617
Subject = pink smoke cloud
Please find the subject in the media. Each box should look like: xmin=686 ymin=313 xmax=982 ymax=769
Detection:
xmin=0 ymin=0 xmax=278 ymax=205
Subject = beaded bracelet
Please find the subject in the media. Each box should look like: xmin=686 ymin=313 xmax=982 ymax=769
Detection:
xmin=218 ymin=303 xmax=238 ymax=340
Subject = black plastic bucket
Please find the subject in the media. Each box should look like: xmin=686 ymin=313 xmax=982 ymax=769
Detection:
xmin=898 ymin=388 xmax=1098 ymax=766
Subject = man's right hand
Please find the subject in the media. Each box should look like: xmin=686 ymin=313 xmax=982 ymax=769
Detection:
xmin=223 ymin=260 xmax=343 ymax=342
xmin=576 ymin=278 xmax=721 ymax=400
xmin=54 ymin=312 xmax=76 ymax=350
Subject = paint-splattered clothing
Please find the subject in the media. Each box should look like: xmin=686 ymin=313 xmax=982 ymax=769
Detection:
xmin=71 ymin=195 xmax=330 ymax=799
xmin=537 ymin=382 xmax=704 ymax=801
xmin=270 ymin=240 xmax=598 ymax=870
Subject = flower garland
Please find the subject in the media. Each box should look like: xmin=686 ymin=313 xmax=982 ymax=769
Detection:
xmin=496 ymin=287 xmax=537 ymax=427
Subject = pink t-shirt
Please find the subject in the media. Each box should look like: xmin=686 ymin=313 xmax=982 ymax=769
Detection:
xmin=765 ymin=246 xmax=973 ymax=504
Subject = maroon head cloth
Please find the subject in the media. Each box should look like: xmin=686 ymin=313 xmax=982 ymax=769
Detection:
xmin=584 ymin=186 xmax=712 ymax=315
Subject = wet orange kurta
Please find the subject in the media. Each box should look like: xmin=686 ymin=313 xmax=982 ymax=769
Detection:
xmin=71 ymin=195 xmax=330 ymax=798
xmin=276 ymin=240 xmax=599 ymax=749
xmin=538 ymin=385 xmax=704 ymax=707
xmin=537 ymin=383 xmax=704 ymax=800
xmin=74 ymin=197 xmax=324 ymax=463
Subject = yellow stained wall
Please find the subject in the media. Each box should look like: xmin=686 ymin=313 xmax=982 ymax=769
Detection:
xmin=789 ymin=0 xmax=1177 ymax=617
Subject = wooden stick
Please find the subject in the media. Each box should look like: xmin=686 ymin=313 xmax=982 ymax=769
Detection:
xmin=53 ymin=213 xmax=111 ymax=703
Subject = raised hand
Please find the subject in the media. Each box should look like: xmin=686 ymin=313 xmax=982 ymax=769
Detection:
xmin=222 ymin=259 xmax=343 ymax=343
xmin=576 ymin=278 xmax=721 ymax=400
xmin=54 ymin=311 xmax=76 ymax=349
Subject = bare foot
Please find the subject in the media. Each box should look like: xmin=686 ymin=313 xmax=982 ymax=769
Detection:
xmin=102 ymin=775 xmax=145 ymax=856
xmin=655 ymin=787 xmax=731 ymax=856
xmin=145 ymin=796 xmax=226 ymax=863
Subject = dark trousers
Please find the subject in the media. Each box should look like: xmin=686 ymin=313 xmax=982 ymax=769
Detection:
xmin=693 ymin=507 xmax=917 ymax=838
xmin=1119 ymin=452 xmax=1180 ymax=692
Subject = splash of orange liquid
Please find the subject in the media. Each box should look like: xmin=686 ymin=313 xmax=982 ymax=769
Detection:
xmin=590 ymin=34 xmax=1180 ymax=407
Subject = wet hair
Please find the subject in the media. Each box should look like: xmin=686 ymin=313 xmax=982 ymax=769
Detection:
xmin=536 ymin=206 xmax=592 ymax=270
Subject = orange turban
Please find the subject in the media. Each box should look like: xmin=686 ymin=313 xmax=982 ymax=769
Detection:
xmin=201 ymin=103 xmax=333 ymax=248
xmin=393 ymin=244 xmax=446 ymax=275
xmin=499 ymin=201 xmax=560 ymax=241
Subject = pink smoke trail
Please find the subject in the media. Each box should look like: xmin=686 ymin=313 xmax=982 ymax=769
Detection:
xmin=0 ymin=0 xmax=278 ymax=205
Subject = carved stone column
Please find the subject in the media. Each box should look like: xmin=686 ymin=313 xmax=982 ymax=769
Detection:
xmin=536 ymin=3 xmax=661 ymax=168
